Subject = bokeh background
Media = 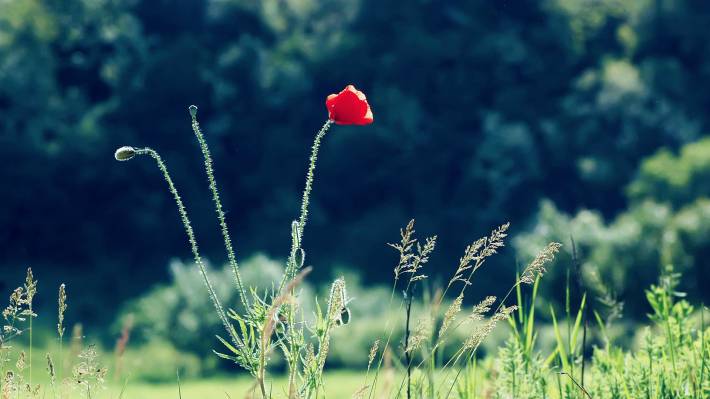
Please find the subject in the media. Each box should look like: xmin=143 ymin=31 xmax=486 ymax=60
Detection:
xmin=2 ymin=0 xmax=710 ymax=377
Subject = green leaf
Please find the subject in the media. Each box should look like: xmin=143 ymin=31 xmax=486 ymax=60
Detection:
xmin=550 ymin=305 xmax=570 ymax=372
xmin=570 ymin=293 xmax=586 ymax=352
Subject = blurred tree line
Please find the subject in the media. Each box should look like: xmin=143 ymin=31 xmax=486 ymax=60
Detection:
xmin=1 ymin=0 xmax=710 ymax=327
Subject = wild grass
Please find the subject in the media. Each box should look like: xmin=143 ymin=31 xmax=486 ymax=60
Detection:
xmin=110 ymin=104 xmax=709 ymax=398
xmin=1 ymin=268 xmax=113 ymax=399
xmin=1 ymin=102 xmax=708 ymax=398
xmin=113 ymin=105 xmax=563 ymax=398
xmin=489 ymin=263 xmax=709 ymax=399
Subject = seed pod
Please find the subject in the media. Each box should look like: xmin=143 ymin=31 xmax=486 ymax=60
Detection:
xmin=335 ymin=306 xmax=351 ymax=326
xmin=291 ymin=220 xmax=301 ymax=247
xmin=114 ymin=146 xmax=137 ymax=161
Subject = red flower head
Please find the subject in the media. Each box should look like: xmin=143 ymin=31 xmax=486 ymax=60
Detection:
xmin=326 ymin=85 xmax=374 ymax=125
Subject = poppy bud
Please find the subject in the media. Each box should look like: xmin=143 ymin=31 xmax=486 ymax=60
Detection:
xmin=114 ymin=146 xmax=137 ymax=161
xmin=189 ymin=105 xmax=198 ymax=118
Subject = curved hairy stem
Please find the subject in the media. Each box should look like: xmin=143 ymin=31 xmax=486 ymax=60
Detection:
xmin=135 ymin=147 xmax=241 ymax=348
xmin=275 ymin=119 xmax=332 ymax=396
xmin=281 ymin=119 xmax=333 ymax=290
xmin=296 ymin=120 xmax=333 ymax=241
xmin=189 ymin=106 xmax=249 ymax=310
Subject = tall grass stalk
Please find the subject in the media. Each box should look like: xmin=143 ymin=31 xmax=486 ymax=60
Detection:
xmin=24 ymin=269 xmax=36 ymax=390
xmin=57 ymin=283 xmax=67 ymax=397
xmin=369 ymin=221 xmax=434 ymax=399
xmin=437 ymin=242 xmax=561 ymax=394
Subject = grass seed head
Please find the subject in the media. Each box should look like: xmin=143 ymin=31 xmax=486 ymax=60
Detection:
xmin=520 ymin=242 xmax=562 ymax=284
xmin=57 ymin=284 xmax=67 ymax=338
xmin=439 ymin=295 xmax=464 ymax=338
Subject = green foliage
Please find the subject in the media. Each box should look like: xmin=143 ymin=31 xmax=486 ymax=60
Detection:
xmin=516 ymin=137 xmax=710 ymax=315
xmin=118 ymin=255 xmax=289 ymax=367
xmin=122 ymin=340 xmax=202 ymax=383
xmin=629 ymin=138 xmax=710 ymax=207
xmin=488 ymin=264 xmax=709 ymax=399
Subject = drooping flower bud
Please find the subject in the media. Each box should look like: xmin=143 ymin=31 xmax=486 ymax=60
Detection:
xmin=114 ymin=146 xmax=137 ymax=161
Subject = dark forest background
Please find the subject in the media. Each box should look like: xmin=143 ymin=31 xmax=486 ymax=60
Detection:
xmin=2 ymin=0 xmax=710 ymax=336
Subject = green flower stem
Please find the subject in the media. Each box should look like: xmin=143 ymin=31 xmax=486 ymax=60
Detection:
xmin=281 ymin=119 xmax=333 ymax=290
xmin=297 ymin=120 xmax=333 ymax=241
xmin=189 ymin=107 xmax=249 ymax=310
xmin=279 ymin=119 xmax=332 ymax=395
xmin=135 ymin=147 xmax=241 ymax=348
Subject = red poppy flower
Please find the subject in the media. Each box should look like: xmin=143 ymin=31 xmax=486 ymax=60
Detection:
xmin=326 ymin=85 xmax=374 ymax=125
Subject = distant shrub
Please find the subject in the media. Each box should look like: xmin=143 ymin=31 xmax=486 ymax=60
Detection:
xmin=118 ymin=254 xmax=298 ymax=371
xmin=628 ymin=137 xmax=710 ymax=207
xmin=516 ymin=137 xmax=710 ymax=315
xmin=122 ymin=339 xmax=202 ymax=383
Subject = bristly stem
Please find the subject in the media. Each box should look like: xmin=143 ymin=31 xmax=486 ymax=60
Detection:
xmin=189 ymin=106 xmax=249 ymax=310
xmin=296 ymin=119 xmax=333 ymax=241
xmin=135 ymin=147 xmax=241 ymax=348
xmin=278 ymin=119 xmax=332 ymax=396
xmin=281 ymin=119 xmax=333 ymax=289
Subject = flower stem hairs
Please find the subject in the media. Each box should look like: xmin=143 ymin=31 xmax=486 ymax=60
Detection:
xmin=189 ymin=105 xmax=249 ymax=310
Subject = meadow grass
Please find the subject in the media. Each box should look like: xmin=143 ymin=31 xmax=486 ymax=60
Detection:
xmin=110 ymin=104 xmax=708 ymax=398
xmin=2 ymin=100 xmax=708 ymax=398
xmin=113 ymin=372 xmax=364 ymax=399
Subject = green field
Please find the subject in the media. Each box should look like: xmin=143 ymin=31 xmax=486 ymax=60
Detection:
xmin=111 ymin=372 xmax=363 ymax=399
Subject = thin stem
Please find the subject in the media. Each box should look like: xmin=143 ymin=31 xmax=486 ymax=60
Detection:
xmin=281 ymin=119 xmax=333 ymax=289
xmin=189 ymin=107 xmax=249 ymax=310
xmin=367 ymin=282 xmax=399 ymax=399
xmin=29 ymin=307 xmax=32 ymax=388
xmin=434 ymin=283 xmax=520 ymax=395
xmin=135 ymin=147 xmax=241 ymax=348
xmin=296 ymin=120 xmax=333 ymax=245
xmin=404 ymin=287 xmax=413 ymax=399
xmin=277 ymin=120 xmax=332 ymax=396
xmin=559 ymin=372 xmax=593 ymax=399
xmin=58 ymin=338 xmax=63 ymax=398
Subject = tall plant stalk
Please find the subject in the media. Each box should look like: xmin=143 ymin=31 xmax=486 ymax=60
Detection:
xmin=132 ymin=147 xmax=241 ymax=348
xmin=279 ymin=120 xmax=332 ymax=396
xmin=188 ymin=105 xmax=249 ymax=310
xmin=24 ymin=268 xmax=36 ymax=390
xmin=282 ymin=119 xmax=333 ymax=289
